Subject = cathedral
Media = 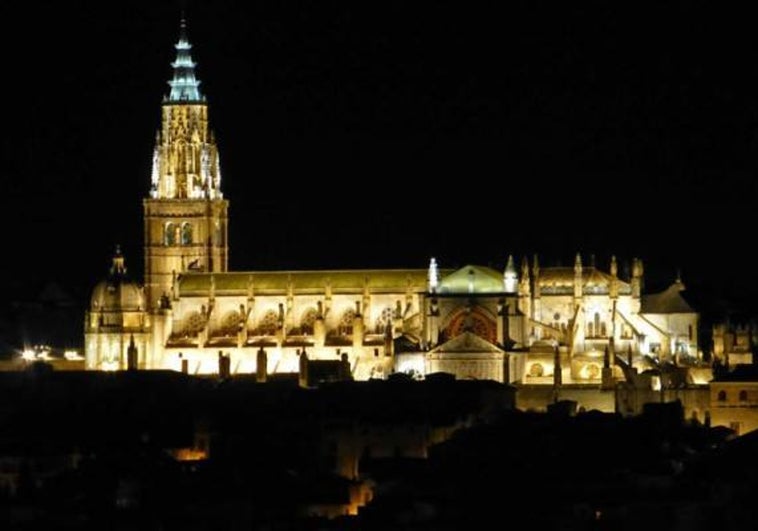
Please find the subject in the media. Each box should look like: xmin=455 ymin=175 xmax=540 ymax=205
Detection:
xmin=84 ymin=22 xmax=699 ymax=385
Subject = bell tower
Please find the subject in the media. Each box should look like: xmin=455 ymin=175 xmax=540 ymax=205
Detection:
xmin=143 ymin=18 xmax=229 ymax=310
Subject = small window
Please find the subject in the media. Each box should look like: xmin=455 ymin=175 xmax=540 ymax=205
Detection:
xmin=717 ymin=390 xmax=727 ymax=402
xmin=164 ymin=222 xmax=178 ymax=245
xmin=181 ymin=223 xmax=193 ymax=245
xmin=739 ymin=390 xmax=748 ymax=402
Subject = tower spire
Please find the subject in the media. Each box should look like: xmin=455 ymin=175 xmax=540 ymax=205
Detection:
xmin=428 ymin=257 xmax=439 ymax=293
xmin=167 ymin=17 xmax=203 ymax=102
xmin=144 ymin=18 xmax=228 ymax=309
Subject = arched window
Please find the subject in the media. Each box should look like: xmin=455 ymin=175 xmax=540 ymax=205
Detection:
xmin=180 ymin=311 xmax=205 ymax=337
xmin=300 ymin=308 xmax=318 ymax=335
xmin=339 ymin=309 xmax=355 ymax=336
xmin=444 ymin=307 xmax=497 ymax=343
xmin=375 ymin=307 xmax=393 ymax=333
xmin=165 ymin=222 xmax=178 ymax=245
xmin=717 ymin=390 xmax=727 ymax=402
xmin=529 ymin=363 xmax=544 ymax=377
xmin=257 ymin=310 xmax=279 ymax=336
xmin=181 ymin=223 xmax=193 ymax=245
xmin=219 ymin=310 xmax=242 ymax=336
xmin=739 ymin=390 xmax=748 ymax=402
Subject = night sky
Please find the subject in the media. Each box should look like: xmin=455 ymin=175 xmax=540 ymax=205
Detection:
xmin=2 ymin=1 xmax=758 ymax=323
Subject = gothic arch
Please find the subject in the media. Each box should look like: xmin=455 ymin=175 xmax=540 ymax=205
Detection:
xmin=256 ymin=309 xmax=279 ymax=336
xmin=338 ymin=308 xmax=355 ymax=336
xmin=180 ymin=311 xmax=205 ymax=336
xmin=299 ymin=307 xmax=318 ymax=335
xmin=444 ymin=306 xmax=497 ymax=343
xmin=218 ymin=310 xmax=242 ymax=336
xmin=165 ymin=222 xmax=179 ymax=246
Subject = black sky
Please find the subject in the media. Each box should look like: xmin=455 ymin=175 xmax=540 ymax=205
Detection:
xmin=2 ymin=1 xmax=758 ymax=318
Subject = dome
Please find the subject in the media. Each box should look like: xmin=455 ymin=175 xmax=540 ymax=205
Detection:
xmin=90 ymin=248 xmax=145 ymax=312
xmin=438 ymin=265 xmax=505 ymax=294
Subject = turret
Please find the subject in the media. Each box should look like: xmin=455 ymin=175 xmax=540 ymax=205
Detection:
xmin=497 ymin=298 xmax=509 ymax=346
xmin=532 ymin=255 xmax=541 ymax=336
xmin=519 ymin=256 xmax=530 ymax=297
xmin=609 ymin=255 xmax=619 ymax=299
xmin=352 ymin=301 xmax=364 ymax=350
xmin=218 ymin=351 xmax=230 ymax=379
xmin=127 ymin=335 xmax=138 ymax=370
xmin=384 ymin=322 xmax=394 ymax=357
xmin=362 ymin=278 xmax=372 ymax=326
xmin=426 ymin=297 xmax=440 ymax=347
xmin=601 ymin=344 xmax=614 ymax=389
xmin=256 ymin=347 xmax=267 ymax=383
xmin=574 ymin=253 xmax=582 ymax=299
xmin=675 ymin=268 xmax=685 ymax=290
xmin=504 ymin=255 xmax=518 ymax=293
xmin=428 ymin=257 xmax=439 ymax=293
xmin=298 ymin=349 xmax=309 ymax=388
xmin=517 ymin=256 xmax=531 ymax=318
xmin=631 ymin=258 xmax=644 ymax=299
xmin=314 ymin=301 xmax=326 ymax=348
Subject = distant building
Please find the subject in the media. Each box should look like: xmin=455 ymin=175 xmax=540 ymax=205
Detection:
xmin=713 ymin=321 xmax=757 ymax=366
xmin=710 ymin=364 xmax=758 ymax=435
xmin=84 ymin=21 xmax=699 ymax=391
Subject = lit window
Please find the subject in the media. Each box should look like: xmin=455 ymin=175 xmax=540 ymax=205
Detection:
xmin=258 ymin=310 xmax=279 ymax=335
xmin=529 ymin=363 xmax=544 ymax=377
xmin=300 ymin=308 xmax=318 ymax=335
xmin=165 ymin=222 xmax=177 ymax=245
xmin=181 ymin=223 xmax=193 ymax=245
xmin=339 ymin=309 xmax=355 ymax=336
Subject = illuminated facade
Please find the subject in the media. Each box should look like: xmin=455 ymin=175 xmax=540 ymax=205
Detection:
xmin=710 ymin=365 xmax=758 ymax=435
xmin=143 ymin=19 xmax=228 ymax=310
xmin=85 ymin=22 xmax=699 ymax=384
